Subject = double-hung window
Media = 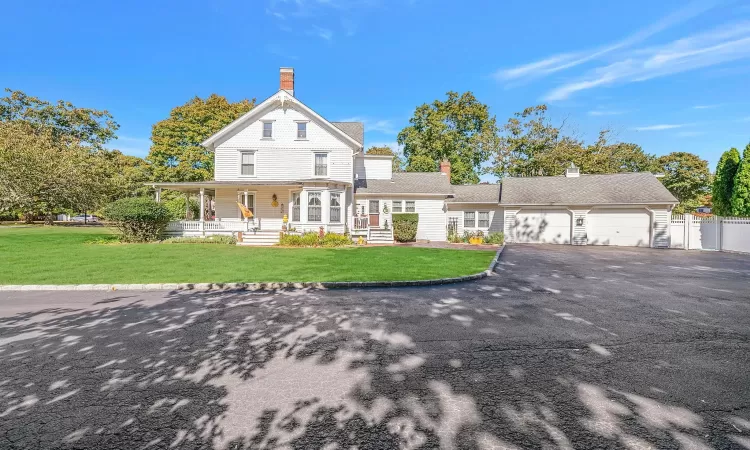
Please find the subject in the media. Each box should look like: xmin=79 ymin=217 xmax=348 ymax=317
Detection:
xmin=314 ymin=153 xmax=328 ymax=177
xmin=329 ymin=193 xmax=341 ymax=223
xmin=308 ymin=192 xmax=322 ymax=222
xmin=240 ymin=151 xmax=255 ymax=176
xmin=297 ymin=122 xmax=307 ymax=139
xmin=464 ymin=211 xmax=476 ymax=228
xmin=262 ymin=121 xmax=273 ymax=138
xmin=478 ymin=211 xmax=490 ymax=228
xmin=392 ymin=201 xmax=402 ymax=213
xmin=405 ymin=201 xmax=415 ymax=212
xmin=291 ymin=193 xmax=301 ymax=222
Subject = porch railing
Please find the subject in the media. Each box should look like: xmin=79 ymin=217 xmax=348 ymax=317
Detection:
xmin=352 ymin=216 xmax=369 ymax=230
xmin=165 ymin=220 xmax=257 ymax=233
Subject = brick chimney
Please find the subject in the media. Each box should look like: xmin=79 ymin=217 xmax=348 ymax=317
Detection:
xmin=280 ymin=67 xmax=294 ymax=96
xmin=439 ymin=159 xmax=451 ymax=182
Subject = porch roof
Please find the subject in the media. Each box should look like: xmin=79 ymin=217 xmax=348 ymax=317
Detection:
xmin=147 ymin=179 xmax=351 ymax=193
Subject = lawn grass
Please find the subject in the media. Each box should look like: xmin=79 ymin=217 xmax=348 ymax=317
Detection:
xmin=0 ymin=226 xmax=496 ymax=284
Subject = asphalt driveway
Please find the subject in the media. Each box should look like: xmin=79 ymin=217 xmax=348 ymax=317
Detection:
xmin=0 ymin=245 xmax=748 ymax=449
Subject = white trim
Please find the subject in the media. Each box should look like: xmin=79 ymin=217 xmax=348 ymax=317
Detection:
xmin=201 ymin=90 xmax=362 ymax=150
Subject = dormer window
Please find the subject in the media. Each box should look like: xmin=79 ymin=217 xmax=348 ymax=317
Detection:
xmin=297 ymin=122 xmax=307 ymax=139
xmin=262 ymin=121 xmax=273 ymax=138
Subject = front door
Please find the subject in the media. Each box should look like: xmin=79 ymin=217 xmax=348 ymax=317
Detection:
xmin=369 ymin=200 xmax=380 ymax=227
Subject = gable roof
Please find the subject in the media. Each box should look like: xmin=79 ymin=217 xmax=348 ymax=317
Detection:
xmin=448 ymin=184 xmax=501 ymax=203
xmin=201 ymin=90 xmax=363 ymax=150
xmin=331 ymin=122 xmax=364 ymax=145
xmin=499 ymin=172 xmax=678 ymax=206
xmin=354 ymin=172 xmax=453 ymax=195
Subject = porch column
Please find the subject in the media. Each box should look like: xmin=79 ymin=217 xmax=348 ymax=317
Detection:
xmin=243 ymin=191 xmax=250 ymax=231
xmin=185 ymin=192 xmax=190 ymax=220
xmin=199 ymin=188 xmax=206 ymax=222
xmin=155 ymin=187 xmax=161 ymax=203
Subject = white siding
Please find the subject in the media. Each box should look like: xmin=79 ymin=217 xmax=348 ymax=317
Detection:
xmin=446 ymin=204 xmax=503 ymax=235
xmin=414 ymin=199 xmax=446 ymax=241
xmin=214 ymin=105 xmax=354 ymax=184
xmin=354 ymin=156 xmax=392 ymax=180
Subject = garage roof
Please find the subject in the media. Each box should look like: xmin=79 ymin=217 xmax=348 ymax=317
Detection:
xmin=500 ymin=172 xmax=678 ymax=205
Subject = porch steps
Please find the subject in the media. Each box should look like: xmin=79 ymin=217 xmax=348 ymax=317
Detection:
xmin=369 ymin=228 xmax=394 ymax=244
xmin=236 ymin=231 xmax=281 ymax=246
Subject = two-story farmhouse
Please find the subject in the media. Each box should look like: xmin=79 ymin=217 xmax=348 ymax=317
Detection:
xmin=150 ymin=68 xmax=678 ymax=248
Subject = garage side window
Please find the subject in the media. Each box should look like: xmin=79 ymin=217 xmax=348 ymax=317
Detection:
xmin=392 ymin=201 xmax=402 ymax=213
xmin=405 ymin=201 xmax=415 ymax=212
xmin=464 ymin=211 xmax=475 ymax=228
xmin=478 ymin=211 xmax=490 ymax=228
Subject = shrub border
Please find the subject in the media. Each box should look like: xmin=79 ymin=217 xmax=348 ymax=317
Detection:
xmin=0 ymin=245 xmax=504 ymax=292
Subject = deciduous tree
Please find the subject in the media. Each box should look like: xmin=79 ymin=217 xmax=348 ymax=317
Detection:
xmin=0 ymin=121 xmax=105 ymax=223
xmin=712 ymin=147 xmax=741 ymax=216
xmin=398 ymin=91 xmax=500 ymax=184
xmin=0 ymin=88 xmax=118 ymax=148
xmin=730 ymin=143 xmax=750 ymax=216
xmin=148 ymin=94 xmax=255 ymax=182
xmin=656 ymin=152 xmax=711 ymax=214
xmin=491 ymin=106 xmax=655 ymax=177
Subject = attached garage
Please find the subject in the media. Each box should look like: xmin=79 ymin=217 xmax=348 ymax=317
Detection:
xmin=587 ymin=209 xmax=651 ymax=247
xmin=513 ymin=209 xmax=571 ymax=244
xmin=500 ymin=170 xmax=678 ymax=248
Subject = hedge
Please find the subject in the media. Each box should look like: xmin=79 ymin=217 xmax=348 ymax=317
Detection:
xmin=103 ymin=197 xmax=171 ymax=242
xmin=392 ymin=213 xmax=418 ymax=242
xmin=278 ymin=232 xmax=351 ymax=247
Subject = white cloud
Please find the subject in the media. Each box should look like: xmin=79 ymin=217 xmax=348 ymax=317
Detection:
xmin=692 ymin=104 xmax=719 ymax=109
xmin=544 ymin=21 xmax=750 ymax=101
xmin=311 ymin=25 xmax=333 ymax=41
xmin=632 ymin=124 xmax=690 ymax=131
xmin=493 ymin=0 xmax=717 ymax=82
xmin=339 ymin=116 xmax=398 ymax=134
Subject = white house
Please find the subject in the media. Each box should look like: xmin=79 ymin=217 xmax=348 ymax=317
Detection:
xmin=151 ymin=68 xmax=678 ymax=248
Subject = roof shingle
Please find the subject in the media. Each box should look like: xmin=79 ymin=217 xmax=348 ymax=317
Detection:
xmin=331 ymin=122 xmax=364 ymax=145
xmin=448 ymin=184 xmax=501 ymax=203
xmin=499 ymin=172 xmax=677 ymax=205
xmin=355 ymin=172 xmax=452 ymax=195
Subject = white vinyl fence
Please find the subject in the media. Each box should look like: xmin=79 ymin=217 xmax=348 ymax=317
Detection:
xmin=670 ymin=214 xmax=750 ymax=254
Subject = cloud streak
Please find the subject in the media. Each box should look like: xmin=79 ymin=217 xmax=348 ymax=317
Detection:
xmin=543 ymin=21 xmax=750 ymax=101
xmin=632 ymin=124 xmax=690 ymax=131
xmin=493 ymin=0 xmax=717 ymax=82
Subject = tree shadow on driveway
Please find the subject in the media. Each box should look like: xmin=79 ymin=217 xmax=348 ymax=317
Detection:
xmin=0 ymin=282 xmax=747 ymax=449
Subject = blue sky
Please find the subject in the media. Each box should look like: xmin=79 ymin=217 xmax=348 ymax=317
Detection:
xmin=2 ymin=0 xmax=749 ymax=181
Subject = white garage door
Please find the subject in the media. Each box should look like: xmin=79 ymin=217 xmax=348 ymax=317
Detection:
xmin=513 ymin=209 xmax=571 ymax=244
xmin=587 ymin=209 xmax=651 ymax=247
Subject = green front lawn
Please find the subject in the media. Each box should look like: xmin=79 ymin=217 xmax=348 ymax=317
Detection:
xmin=0 ymin=227 xmax=496 ymax=284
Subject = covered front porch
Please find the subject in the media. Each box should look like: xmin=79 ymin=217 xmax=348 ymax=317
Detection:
xmin=148 ymin=181 xmax=354 ymax=237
